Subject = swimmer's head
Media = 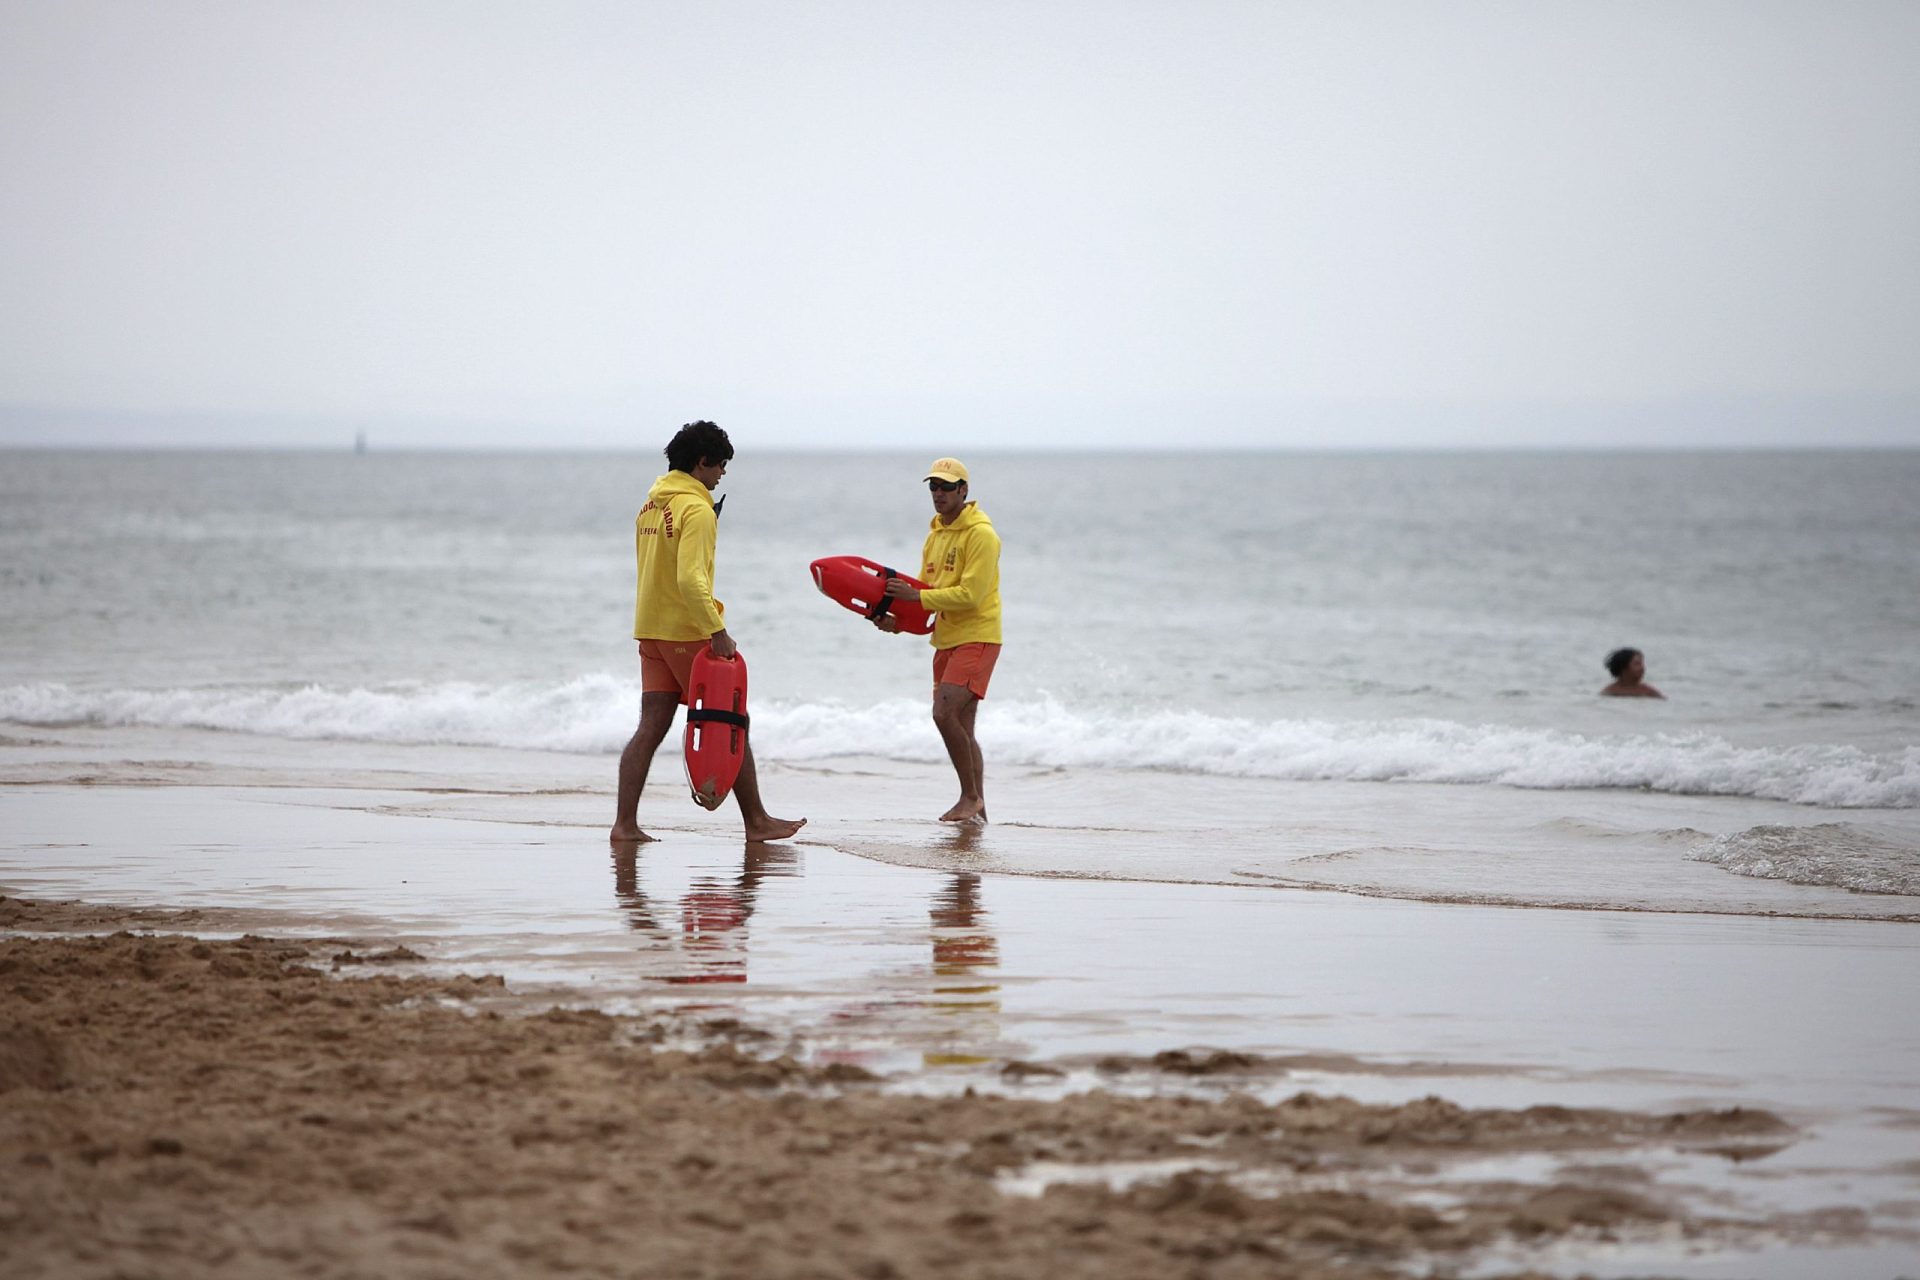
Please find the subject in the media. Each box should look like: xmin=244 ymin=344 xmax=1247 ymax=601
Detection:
xmin=1605 ymin=647 xmax=1643 ymax=678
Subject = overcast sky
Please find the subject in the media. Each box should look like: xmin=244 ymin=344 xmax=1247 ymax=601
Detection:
xmin=3 ymin=1 xmax=1917 ymax=449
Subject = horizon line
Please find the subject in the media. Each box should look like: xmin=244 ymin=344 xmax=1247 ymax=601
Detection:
xmin=5 ymin=440 xmax=1918 ymax=456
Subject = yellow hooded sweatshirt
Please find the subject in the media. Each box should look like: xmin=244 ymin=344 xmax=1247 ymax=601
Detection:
xmin=632 ymin=471 xmax=726 ymax=642
xmin=919 ymin=503 xmax=1001 ymax=649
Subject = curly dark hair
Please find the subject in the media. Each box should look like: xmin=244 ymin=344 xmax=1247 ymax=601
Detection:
xmin=1605 ymin=647 xmax=1641 ymax=678
xmin=664 ymin=421 xmax=734 ymax=473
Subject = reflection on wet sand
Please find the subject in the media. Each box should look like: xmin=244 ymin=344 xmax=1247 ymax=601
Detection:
xmin=926 ymin=872 xmax=1002 ymax=1065
xmin=607 ymin=834 xmax=1004 ymax=1059
xmin=611 ymin=843 xmax=800 ymax=984
xmin=924 ymin=827 xmax=1002 ymax=1064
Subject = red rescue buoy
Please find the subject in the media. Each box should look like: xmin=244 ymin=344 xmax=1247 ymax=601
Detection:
xmin=809 ymin=555 xmax=935 ymax=635
xmin=683 ymin=649 xmax=748 ymax=810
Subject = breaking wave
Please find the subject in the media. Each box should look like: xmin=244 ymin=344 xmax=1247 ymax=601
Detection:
xmin=1687 ymin=824 xmax=1920 ymax=896
xmin=4 ymin=680 xmax=1917 ymax=809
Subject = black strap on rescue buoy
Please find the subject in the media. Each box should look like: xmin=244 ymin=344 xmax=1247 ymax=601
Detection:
xmin=686 ymin=708 xmax=749 ymax=730
xmin=866 ymin=566 xmax=899 ymax=621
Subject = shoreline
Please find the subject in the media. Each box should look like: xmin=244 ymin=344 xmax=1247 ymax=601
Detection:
xmin=8 ymin=723 xmax=1919 ymax=922
xmin=0 ymin=893 xmax=1858 ymax=1280
xmin=8 ymin=771 xmax=1920 ymax=1109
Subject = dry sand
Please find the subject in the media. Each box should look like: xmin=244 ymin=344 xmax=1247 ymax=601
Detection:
xmin=1 ymin=894 xmax=1823 ymax=1280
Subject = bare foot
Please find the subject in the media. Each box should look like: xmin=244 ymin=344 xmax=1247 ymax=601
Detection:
xmin=609 ymin=823 xmax=656 ymax=844
xmin=938 ymin=798 xmax=986 ymax=824
xmin=743 ymin=815 xmax=807 ymax=842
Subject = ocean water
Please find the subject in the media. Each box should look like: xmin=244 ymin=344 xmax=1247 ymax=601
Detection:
xmin=3 ymin=447 xmax=1918 ymax=909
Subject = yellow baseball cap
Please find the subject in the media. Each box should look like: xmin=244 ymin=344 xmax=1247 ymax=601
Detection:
xmin=924 ymin=457 xmax=969 ymax=484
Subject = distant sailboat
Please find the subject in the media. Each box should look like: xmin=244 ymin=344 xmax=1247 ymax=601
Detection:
xmin=354 ymin=431 xmax=367 ymax=454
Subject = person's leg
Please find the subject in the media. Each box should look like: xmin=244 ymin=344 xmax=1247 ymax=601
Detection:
xmin=932 ymin=683 xmax=986 ymax=823
xmin=958 ymin=694 xmax=984 ymax=818
xmin=611 ymin=691 xmax=682 ymax=842
xmin=954 ymin=694 xmax=985 ymax=821
xmin=728 ymin=744 xmax=807 ymax=842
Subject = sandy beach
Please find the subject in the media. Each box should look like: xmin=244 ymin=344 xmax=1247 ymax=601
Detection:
xmin=0 ymin=895 xmax=1829 ymax=1280
xmin=6 ymin=726 xmax=1920 ymax=1278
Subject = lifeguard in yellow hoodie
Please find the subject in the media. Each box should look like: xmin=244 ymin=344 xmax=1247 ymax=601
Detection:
xmin=878 ymin=457 xmax=1002 ymax=824
xmin=610 ymin=421 xmax=805 ymax=845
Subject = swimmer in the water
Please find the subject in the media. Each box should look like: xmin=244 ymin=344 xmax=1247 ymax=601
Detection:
xmin=1600 ymin=647 xmax=1664 ymax=699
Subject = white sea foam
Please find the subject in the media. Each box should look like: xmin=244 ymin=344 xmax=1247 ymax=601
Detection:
xmin=0 ymin=678 xmax=636 ymax=756
xmin=4 ymin=681 xmax=1918 ymax=809
xmin=1687 ymin=824 xmax=1920 ymax=896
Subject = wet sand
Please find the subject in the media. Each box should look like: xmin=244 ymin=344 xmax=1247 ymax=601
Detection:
xmin=0 ymin=896 xmax=1846 ymax=1280
xmin=5 ymin=728 xmax=1920 ymax=1276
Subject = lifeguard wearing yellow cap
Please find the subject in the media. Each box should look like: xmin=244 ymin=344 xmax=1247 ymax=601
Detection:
xmin=924 ymin=458 xmax=968 ymax=484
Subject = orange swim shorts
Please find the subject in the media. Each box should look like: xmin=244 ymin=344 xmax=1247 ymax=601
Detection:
xmin=932 ymin=642 xmax=1000 ymax=700
xmin=638 ymin=638 xmax=702 ymax=703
